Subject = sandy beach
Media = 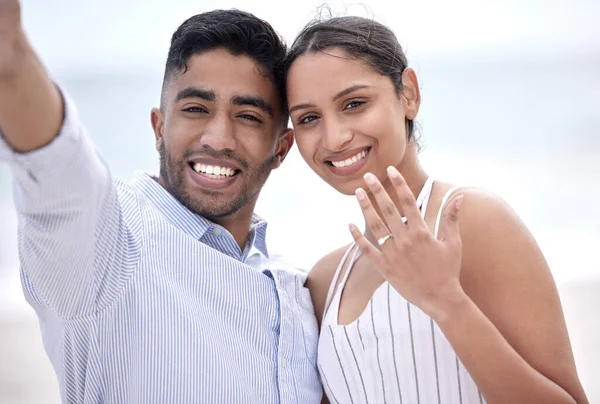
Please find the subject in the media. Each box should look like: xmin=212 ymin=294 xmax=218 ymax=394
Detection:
xmin=0 ymin=278 xmax=598 ymax=404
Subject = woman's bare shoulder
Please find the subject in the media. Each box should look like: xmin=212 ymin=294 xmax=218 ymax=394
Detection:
xmin=305 ymin=243 xmax=354 ymax=327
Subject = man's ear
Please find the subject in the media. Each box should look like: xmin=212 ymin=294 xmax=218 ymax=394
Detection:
xmin=272 ymin=128 xmax=294 ymax=169
xmin=151 ymin=107 xmax=164 ymax=152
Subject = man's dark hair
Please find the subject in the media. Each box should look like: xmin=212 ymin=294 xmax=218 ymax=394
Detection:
xmin=161 ymin=9 xmax=288 ymax=126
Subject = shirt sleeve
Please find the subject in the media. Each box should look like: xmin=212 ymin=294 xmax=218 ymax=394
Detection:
xmin=0 ymin=89 xmax=141 ymax=319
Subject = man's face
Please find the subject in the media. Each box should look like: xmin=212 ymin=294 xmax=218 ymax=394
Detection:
xmin=152 ymin=48 xmax=292 ymax=221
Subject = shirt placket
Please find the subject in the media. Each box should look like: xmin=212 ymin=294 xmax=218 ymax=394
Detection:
xmin=271 ymin=270 xmax=296 ymax=404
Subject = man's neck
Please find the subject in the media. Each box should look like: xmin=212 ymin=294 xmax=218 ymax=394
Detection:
xmin=154 ymin=175 xmax=257 ymax=252
xmin=212 ymin=208 xmax=256 ymax=253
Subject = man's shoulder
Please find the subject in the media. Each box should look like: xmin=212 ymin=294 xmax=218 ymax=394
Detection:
xmin=250 ymin=252 xmax=304 ymax=272
xmin=247 ymin=251 xmax=310 ymax=284
xmin=265 ymin=253 xmax=307 ymax=274
xmin=113 ymin=172 xmax=153 ymax=204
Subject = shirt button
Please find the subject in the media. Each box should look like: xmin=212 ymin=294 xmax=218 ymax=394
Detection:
xmin=281 ymin=358 xmax=287 ymax=369
xmin=213 ymin=228 xmax=222 ymax=236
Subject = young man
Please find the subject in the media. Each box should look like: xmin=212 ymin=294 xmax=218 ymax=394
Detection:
xmin=0 ymin=2 xmax=321 ymax=403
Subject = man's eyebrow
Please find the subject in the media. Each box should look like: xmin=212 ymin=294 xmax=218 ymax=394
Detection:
xmin=175 ymin=87 xmax=216 ymax=103
xmin=232 ymin=95 xmax=274 ymax=117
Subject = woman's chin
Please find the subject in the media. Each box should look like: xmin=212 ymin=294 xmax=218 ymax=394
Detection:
xmin=312 ymin=167 xmax=369 ymax=195
xmin=325 ymin=178 xmax=363 ymax=196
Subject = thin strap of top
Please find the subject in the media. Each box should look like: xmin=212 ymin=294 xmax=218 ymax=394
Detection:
xmin=433 ymin=185 xmax=463 ymax=238
xmin=322 ymin=243 xmax=360 ymax=324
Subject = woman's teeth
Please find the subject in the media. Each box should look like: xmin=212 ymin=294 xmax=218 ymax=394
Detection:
xmin=331 ymin=149 xmax=368 ymax=168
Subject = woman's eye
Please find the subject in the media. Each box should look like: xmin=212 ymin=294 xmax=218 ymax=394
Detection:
xmin=298 ymin=115 xmax=319 ymax=125
xmin=344 ymin=100 xmax=365 ymax=110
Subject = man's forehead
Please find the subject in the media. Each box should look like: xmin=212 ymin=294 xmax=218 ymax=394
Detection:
xmin=181 ymin=51 xmax=274 ymax=87
xmin=169 ymin=70 xmax=278 ymax=104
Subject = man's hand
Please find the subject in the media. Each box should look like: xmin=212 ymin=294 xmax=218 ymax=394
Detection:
xmin=0 ymin=0 xmax=64 ymax=153
xmin=0 ymin=0 xmax=23 ymax=76
xmin=0 ymin=0 xmax=20 ymax=34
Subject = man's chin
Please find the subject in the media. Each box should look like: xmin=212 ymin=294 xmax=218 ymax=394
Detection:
xmin=177 ymin=191 xmax=243 ymax=220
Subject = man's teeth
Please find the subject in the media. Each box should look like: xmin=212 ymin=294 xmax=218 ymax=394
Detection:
xmin=331 ymin=149 xmax=368 ymax=168
xmin=192 ymin=163 xmax=236 ymax=177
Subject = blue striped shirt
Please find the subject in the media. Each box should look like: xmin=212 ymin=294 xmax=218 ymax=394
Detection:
xmin=0 ymin=94 xmax=322 ymax=403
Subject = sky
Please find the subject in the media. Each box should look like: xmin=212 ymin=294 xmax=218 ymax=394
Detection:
xmin=20 ymin=0 xmax=600 ymax=74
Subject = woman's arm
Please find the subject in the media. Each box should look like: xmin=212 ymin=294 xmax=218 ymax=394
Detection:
xmin=434 ymin=188 xmax=588 ymax=404
xmin=305 ymin=245 xmax=352 ymax=329
xmin=350 ymin=167 xmax=588 ymax=404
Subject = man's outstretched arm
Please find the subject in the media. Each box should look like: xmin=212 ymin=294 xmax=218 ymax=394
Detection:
xmin=0 ymin=0 xmax=63 ymax=152
xmin=0 ymin=1 xmax=141 ymax=319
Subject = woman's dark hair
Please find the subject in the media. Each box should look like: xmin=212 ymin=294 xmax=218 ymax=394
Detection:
xmin=283 ymin=16 xmax=419 ymax=144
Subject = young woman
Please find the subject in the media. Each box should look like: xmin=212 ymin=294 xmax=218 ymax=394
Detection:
xmin=283 ymin=16 xmax=588 ymax=404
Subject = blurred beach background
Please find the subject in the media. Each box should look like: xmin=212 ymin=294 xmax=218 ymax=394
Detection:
xmin=0 ymin=0 xmax=599 ymax=402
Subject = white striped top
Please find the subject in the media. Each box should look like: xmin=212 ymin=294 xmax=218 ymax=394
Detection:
xmin=0 ymin=92 xmax=322 ymax=403
xmin=318 ymin=179 xmax=485 ymax=404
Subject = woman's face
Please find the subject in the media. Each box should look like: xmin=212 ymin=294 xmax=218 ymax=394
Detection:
xmin=286 ymin=47 xmax=420 ymax=195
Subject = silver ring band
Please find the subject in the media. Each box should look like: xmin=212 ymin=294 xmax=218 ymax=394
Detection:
xmin=377 ymin=234 xmax=392 ymax=246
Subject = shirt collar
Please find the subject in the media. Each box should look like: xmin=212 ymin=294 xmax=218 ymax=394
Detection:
xmin=130 ymin=171 xmax=269 ymax=258
xmin=249 ymin=215 xmax=269 ymax=259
